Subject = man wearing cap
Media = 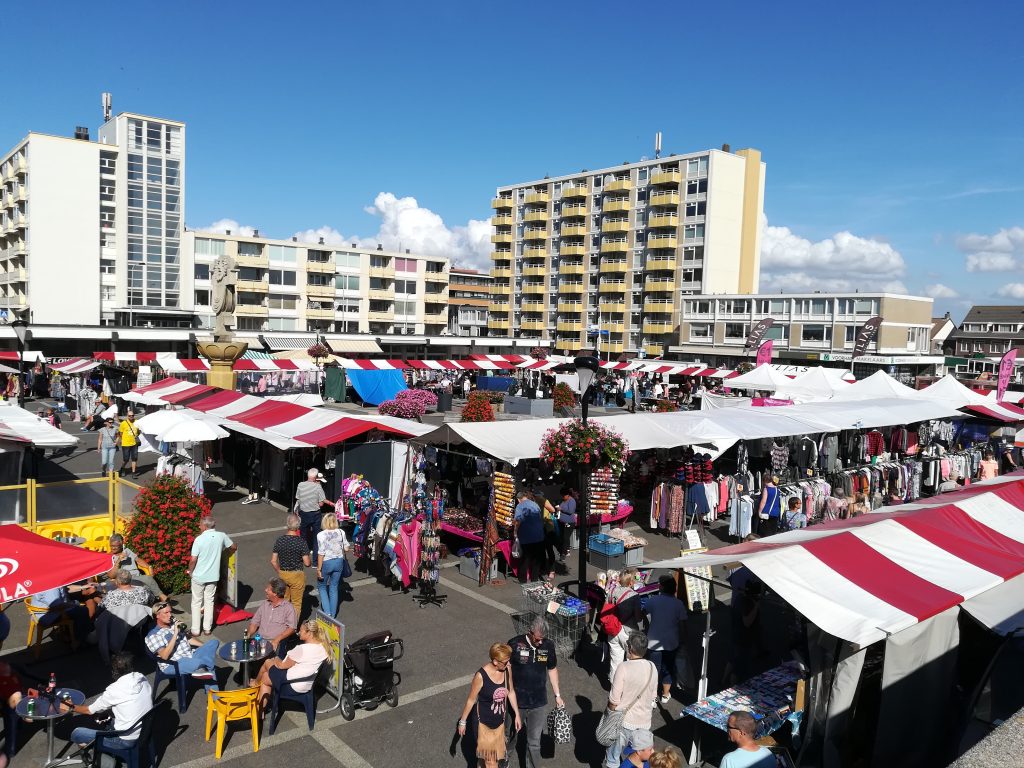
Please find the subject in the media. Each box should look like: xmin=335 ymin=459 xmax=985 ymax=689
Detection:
xmin=294 ymin=468 xmax=333 ymax=562
xmin=117 ymin=411 xmax=141 ymax=479
xmin=618 ymin=729 xmax=655 ymax=767
xmin=97 ymin=416 xmax=119 ymax=474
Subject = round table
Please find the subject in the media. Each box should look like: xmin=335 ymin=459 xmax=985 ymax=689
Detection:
xmin=16 ymin=687 xmax=86 ymax=767
xmin=218 ymin=639 xmax=276 ymax=688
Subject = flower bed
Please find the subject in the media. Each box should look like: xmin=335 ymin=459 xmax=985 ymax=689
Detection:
xmin=122 ymin=474 xmax=213 ymax=595
xmin=538 ymin=418 xmax=629 ymax=475
xmin=553 ymin=382 xmax=577 ymax=410
xmin=461 ymin=391 xmax=495 ymax=422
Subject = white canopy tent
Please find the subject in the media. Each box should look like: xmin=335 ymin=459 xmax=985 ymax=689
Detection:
xmin=830 ymin=369 xmax=923 ymax=401
xmin=724 ymin=364 xmax=793 ymax=392
xmin=774 ymin=367 xmax=853 ymax=402
xmin=0 ymin=403 xmax=79 ymax=448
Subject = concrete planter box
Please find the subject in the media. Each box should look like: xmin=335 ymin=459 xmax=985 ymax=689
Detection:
xmin=504 ymin=395 xmax=553 ymax=417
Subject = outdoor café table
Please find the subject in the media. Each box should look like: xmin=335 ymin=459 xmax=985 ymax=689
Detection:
xmin=218 ymin=639 xmax=275 ymax=688
xmin=16 ymin=687 xmax=86 ymax=766
xmin=680 ymin=661 xmax=804 ymax=739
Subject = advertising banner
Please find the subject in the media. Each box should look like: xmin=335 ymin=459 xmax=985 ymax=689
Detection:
xmin=755 ymin=340 xmax=774 ymax=366
xmin=313 ymin=608 xmax=346 ymax=705
xmin=852 ymin=316 xmax=884 ymax=360
xmin=997 ymin=349 xmax=1017 ymax=402
xmin=744 ymin=318 xmax=775 ymax=350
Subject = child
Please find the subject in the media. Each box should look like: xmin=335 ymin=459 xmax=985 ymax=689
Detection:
xmin=783 ymin=496 xmax=807 ymax=530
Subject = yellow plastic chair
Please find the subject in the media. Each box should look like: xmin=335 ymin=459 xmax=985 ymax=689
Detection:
xmin=25 ymin=600 xmax=74 ymax=658
xmin=43 ymin=528 xmax=75 ymax=541
xmin=82 ymin=537 xmax=110 ymax=552
xmin=78 ymin=522 xmax=113 ymax=541
xmin=205 ymin=686 xmax=260 ymax=759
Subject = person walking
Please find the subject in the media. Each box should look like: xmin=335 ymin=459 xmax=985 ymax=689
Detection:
xmin=97 ymin=417 xmax=118 ymax=475
xmin=644 ymin=575 xmax=688 ymax=705
xmin=606 ymin=569 xmax=644 ymax=684
xmin=604 ymin=632 xmax=657 ymax=768
xmin=513 ymin=491 xmax=546 ymax=583
xmin=117 ymin=410 xmax=141 ymax=478
xmin=294 ymin=468 xmax=333 ymax=563
xmin=508 ymin=616 xmax=564 ymax=768
xmin=273 ymin=514 xmax=311 ymax=619
xmin=556 ymin=488 xmax=577 ymax=561
xmin=457 ymin=643 xmax=522 ymax=768
xmin=186 ymin=516 xmax=236 ymax=636
xmin=316 ymin=513 xmax=350 ymax=618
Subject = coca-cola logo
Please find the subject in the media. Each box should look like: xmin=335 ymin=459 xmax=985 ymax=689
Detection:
xmin=0 ymin=557 xmax=18 ymax=578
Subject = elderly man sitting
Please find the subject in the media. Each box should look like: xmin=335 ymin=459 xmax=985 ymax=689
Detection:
xmin=247 ymin=578 xmax=297 ymax=659
xmin=106 ymin=534 xmax=167 ymax=602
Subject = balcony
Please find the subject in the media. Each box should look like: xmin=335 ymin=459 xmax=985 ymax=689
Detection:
xmin=559 ymin=262 xmax=585 ymax=275
xmin=643 ymin=343 xmax=664 ymax=357
xmin=425 ymin=289 xmax=449 ymax=303
xmin=558 ymin=301 xmax=584 ymax=313
xmin=645 ymin=278 xmax=676 ymax=292
xmin=604 ymin=199 xmax=631 ymax=213
xmin=524 ymin=191 xmax=550 ymax=205
xmin=648 ymin=214 xmax=679 ymax=228
xmin=523 ymin=265 xmax=546 ymax=277
xmin=306 ymin=260 xmax=335 ymax=274
xmin=524 ymin=210 xmax=549 ymax=223
xmin=13 ymin=214 xmax=27 ymax=229
xmin=643 ymin=299 xmax=674 ymax=313
xmin=490 ymin=283 xmax=512 ymax=295
xmin=560 ymin=282 xmax=585 ymax=294
xmin=561 ymin=184 xmax=587 ymax=199
xmin=646 ymin=256 xmax=676 ymax=271
xmin=560 ymin=244 xmax=587 ymax=257
xmin=491 ymin=249 xmax=512 ymax=261
xmin=603 ymin=341 xmax=625 ymax=354
xmin=561 ymin=224 xmax=587 ymax=237
xmin=522 ymin=283 xmax=546 ymax=294
xmin=650 ymin=191 xmax=680 ymax=207
xmin=368 ymin=309 xmax=395 ymax=322
xmin=492 ymin=196 xmax=514 ymax=209
xmin=600 ymin=260 xmax=628 ymax=274
xmin=521 ymin=320 xmax=545 ymax=331
xmin=599 ymin=282 xmax=626 ymax=294
xmin=307 ymin=283 xmax=335 ymax=299
xmin=600 ymin=239 xmax=628 ymax=253
xmin=602 ymin=219 xmax=630 ymax=234
xmin=489 ymin=300 xmax=510 ymax=312
xmin=236 ymin=278 xmax=269 ymax=292
xmin=491 ymin=214 xmax=513 ymax=226
xmin=651 ymin=169 xmax=681 ymax=186
xmin=523 ymin=246 xmax=547 ymax=259
xmin=306 ymin=306 xmax=335 ymax=320
xmin=14 ymin=158 xmax=26 ymax=175
xmin=556 ymin=320 xmax=583 ymax=332
xmin=368 ymin=289 xmax=393 ymax=300
xmin=562 ymin=204 xmax=587 ymax=218
xmin=605 ymin=320 xmax=625 ymax=332
xmin=523 ymin=228 xmax=548 ymax=241
xmin=605 ymin=178 xmax=633 ymax=193
xmin=236 ymin=253 xmax=269 ymax=268
xmin=0 ymin=268 xmax=26 ymax=284
xmin=521 ymin=300 xmax=545 ymax=311
xmin=643 ymin=321 xmax=674 ymax=335
xmin=424 ymin=271 xmax=447 ymax=282
xmin=13 ymin=188 xmax=27 ymax=204
xmin=648 ymin=234 xmax=678 ymax=249
xmin=491 ymin=267 xmax=512 ymax=279
xmin=488 ymin=318 xmax=511 ymax=330
xmin=491 ymin=233 xmax=513 ymax=244
xmin=236 ymin=304 xmax=269 ymax=316
xmin=0 ymin=294 xmax=26 ymax=308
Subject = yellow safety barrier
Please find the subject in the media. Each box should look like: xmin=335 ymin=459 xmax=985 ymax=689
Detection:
xmin=21 ymin=473 xmax=146 ymax=539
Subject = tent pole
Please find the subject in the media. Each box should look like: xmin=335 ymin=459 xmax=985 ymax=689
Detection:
xmin=689 ymin=582 xmax=715 ymax=766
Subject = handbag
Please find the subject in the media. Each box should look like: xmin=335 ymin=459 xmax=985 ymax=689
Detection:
xmin=341 ymin=557 xmax=352 ymax=578
xmin=594 ymin=661 xmax=654 ymax=747
xmin=598 ymin=586 xmax=628 ymax=638
xmin=511 ymin=537 xmax=522 ymax=559
xmin=546 ymin=705 xmax=572 ymax=744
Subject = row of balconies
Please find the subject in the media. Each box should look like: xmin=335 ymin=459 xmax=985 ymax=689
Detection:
xmin=1 ymin=213 xmax=27 ymax=235
xmin=1 ymin=186 xmax=27 ymax=209
xmin=1 ymin=157 xmax=27 ymax=182
xmin=0 ymin=267 xmax=27 ymax=285
xmin=490 ymin=236 xmax=690 ymax=261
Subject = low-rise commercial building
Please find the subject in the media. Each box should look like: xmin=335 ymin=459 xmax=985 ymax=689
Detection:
xmin=448 ymin=267 xmax=491 ymax=337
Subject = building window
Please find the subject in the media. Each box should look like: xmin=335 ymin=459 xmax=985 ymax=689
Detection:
xmin=195 ymin=238 xmax=225 ymax=257
xmin=801 ymin=324 xmax=832 ymax=344
xmin=101 ymin=286 xmax=115 ymax=301
xmin=684 ymin=300 xmax=712 ymax=315
xmin=689 ymin=323 xmax=712 ymax=340
xmin=764 ymin=325 xmax=788 ymax=341
xmin=127 ymin=154 xmax=143 ymax=181
xmin=395 ymin=279 xmax=417 ymax=295
xmin=335 ymin=275 xmax=359 ymax=291
xmin=238 ymin=266 xmax=262 ymax=281
xmin=395 ymin=300 xmax=417 ymax=316
xmin=717 ymin=299 xmax=751 ymax=315
xmin=268 ymin=318 xmax=297 ymax=331
xmin=268 ymin=269 xmax=296 ymax=286
xmin=267 ymin=245 xmax=297 ymax=263
xmin=724 ymin=322 xmax=749 ymax=341
xmin=267 ymin=295 xmax=298 ymax=310
xmin=195 ymin=289 xmax=210 ymax=305
xmin=165 ymin=160 xmax=180 ymax=187
xmin=335 ymin=252 xmax=360 ymax=269
xmin=795 ymin=298 xmax=829 ymax=316
xmin=370 ymin=256 xmax=390 ymax=269
xmin=195 ymin=264 xmax=210 ymax=280
xmin=395 ymin=257 xmax=416 ymax=272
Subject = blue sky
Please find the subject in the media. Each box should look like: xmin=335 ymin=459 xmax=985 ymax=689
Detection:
xmin=4 ymin=1 xmax=1024 ymax=320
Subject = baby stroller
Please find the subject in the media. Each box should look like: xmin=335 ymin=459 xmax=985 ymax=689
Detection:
xmin=339 ymin=630 xmax=404 ymax=720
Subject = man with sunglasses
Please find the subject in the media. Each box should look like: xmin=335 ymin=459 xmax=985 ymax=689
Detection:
xmin=721 ymin=710 xmax=774 ymax=768
xmin=508 ymin=616 xmax=563 ymax=767
xmin=144 ymin=602 xmax=218 ymax=681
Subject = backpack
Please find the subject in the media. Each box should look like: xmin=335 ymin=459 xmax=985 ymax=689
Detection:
xmin=598 ymin=586 xmax=628 ymax=637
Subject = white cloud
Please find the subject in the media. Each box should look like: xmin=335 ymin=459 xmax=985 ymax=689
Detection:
xmin=958 ymin=227 xmax=1024 ymax=272
xmin=759 ymin=215 xmax=907 ymax=293
xmin=292 ymin=193 xmax=492 ymax=270
xmin=923 ymin=283 xmax=958 ymax=299
xmin=200 ymin=218 xmax=255 ymax=237
xmin=997 ymin=283 xmax=1024 ymax=299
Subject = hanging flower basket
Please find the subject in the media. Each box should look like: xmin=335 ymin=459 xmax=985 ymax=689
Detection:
xmin=539 ymin=418 xmax=629 ymax=476
xmin=529 ymin=346 xmax=548 ymax=360
xmin=306 ymin=342 xmax=331 ymax=361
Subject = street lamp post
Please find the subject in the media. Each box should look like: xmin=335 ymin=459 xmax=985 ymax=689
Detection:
xmin=10 ymin=320 xmax=28 ymax=409
xmin=573 ymin=354 xmax=600 ymax=596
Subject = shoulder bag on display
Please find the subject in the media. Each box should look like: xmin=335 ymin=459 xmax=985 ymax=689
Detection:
xmin=594 ymin=662 xmax=654 ymax=747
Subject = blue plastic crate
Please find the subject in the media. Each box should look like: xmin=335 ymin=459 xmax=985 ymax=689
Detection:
xmin=588 ymin=533 xmax=624 ymax=556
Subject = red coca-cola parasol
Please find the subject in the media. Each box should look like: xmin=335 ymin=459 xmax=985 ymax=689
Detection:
xmin=0 ymin=524 xmax=114 ymax=604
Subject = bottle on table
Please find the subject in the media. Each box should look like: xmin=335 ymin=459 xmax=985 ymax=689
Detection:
xmin=47 ymin=672 xmax=56 ymax=696
xmin=242 ymin=628 xmax=249 ymax=655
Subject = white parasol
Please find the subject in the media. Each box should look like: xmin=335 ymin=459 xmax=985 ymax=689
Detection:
xmin=134 ymin=409 xmax=191 ymax=434
xmin=156 ymin=419 xmax=229 ymax=443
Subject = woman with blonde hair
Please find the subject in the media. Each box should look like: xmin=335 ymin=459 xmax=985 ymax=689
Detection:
xmin=252 ymin=618 xmax=330 ymax=708
xmin=648 ymin=746 xmax=684 ymax=768
xmin=316 ymin=513 xmax=350 ymax=618
xmin=457 ymin=642 xmax=522 ymax=767
xmin=606 ymin=568 xmax=644 ymax=683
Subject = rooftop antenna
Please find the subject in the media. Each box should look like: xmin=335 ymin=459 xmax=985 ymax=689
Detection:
xmin=102 ymin=92 xmax=112 ymax=122
xmin=654 ymin=131 xmax=662 ymax=160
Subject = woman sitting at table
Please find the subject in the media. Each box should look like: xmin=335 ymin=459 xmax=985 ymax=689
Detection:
xmin=250 ymin=619 xmax=329 ymax=709
xmin=99 ymin=569 xmax=153 ymax=610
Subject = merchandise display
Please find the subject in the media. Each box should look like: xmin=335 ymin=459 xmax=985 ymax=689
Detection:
xmin=492 ymin=471 xmax=515 ymax=528
xmin=681 ymin=662 xmax=804 ymax=738
xmin=587 ymin=467 xmax=619 ymax=520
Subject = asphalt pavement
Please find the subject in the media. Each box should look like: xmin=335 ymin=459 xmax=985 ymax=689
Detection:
xmin=0 ymin=417 xmax=795 ymax=768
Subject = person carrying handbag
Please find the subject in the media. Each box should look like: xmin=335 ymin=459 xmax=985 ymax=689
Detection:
xmin=601 ymin=569 xmax=644 ymax=683
xmin=600 ymin=631 xmax=657 ymax=768
xmin=457 ymin=643 xmax=522 ymax=768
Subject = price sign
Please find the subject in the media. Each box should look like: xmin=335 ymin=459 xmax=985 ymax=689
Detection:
xmin=680 ymin=546 xmax=711 ymax=613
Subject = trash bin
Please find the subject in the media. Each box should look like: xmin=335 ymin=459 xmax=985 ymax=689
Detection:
xmin=437 ymin=391 xmax=452 ymax=412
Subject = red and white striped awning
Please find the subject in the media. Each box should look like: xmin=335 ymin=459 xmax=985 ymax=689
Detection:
xmin=335 ymin=358 xmax=517 ymax=371
xmin=0 ymin=351 xmax=46 ymax=363
xmin=122 ymin=378 xmax=213 ymax=406
xmin=650 ymin=476 xmax=1024 ymax=646
xmin=50 ymin=358 xmax=101 ymax=374
xmin=467 ymin=354 xmax=529 ymax=363
xmin=964 ymin=403 xmax=1024 ymax=422
xmin=159 ymin=359 xmax=320 ymax=373
xmin=92 ymin=352 xmax=177 ymax=363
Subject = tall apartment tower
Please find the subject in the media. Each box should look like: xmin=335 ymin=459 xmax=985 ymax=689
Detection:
xmin=488 ymin=146 xmax=765 ymax=357
xmin=0 ymin=95 xmax=188 ymax=327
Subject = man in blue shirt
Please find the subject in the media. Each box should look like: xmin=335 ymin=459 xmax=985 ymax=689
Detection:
xmin=514 ymin=490 xmax=545 ymax=583
xmin=720 ymin=710 xmax=775 ymax=768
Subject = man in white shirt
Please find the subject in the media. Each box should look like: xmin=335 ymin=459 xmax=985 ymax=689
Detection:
xmin=62 ymin=652 xmax=153 ymax=748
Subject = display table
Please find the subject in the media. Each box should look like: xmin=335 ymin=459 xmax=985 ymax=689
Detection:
xmin=681 ymin=662 xmax=803 ymax=738
xmin=586 ymin=504 xmax=634 ymax=527
xmin=439 ymin=522 xmax=518 ymax=576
